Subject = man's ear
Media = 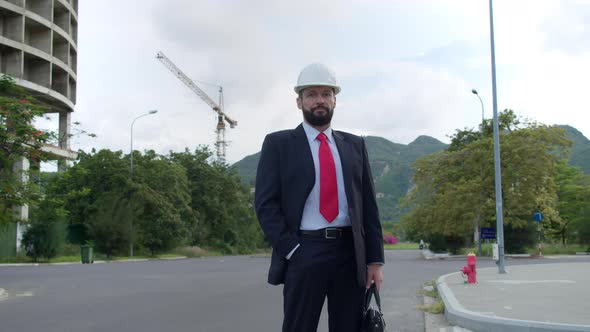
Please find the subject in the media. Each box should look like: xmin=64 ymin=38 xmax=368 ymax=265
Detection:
xmin=296 ymin=97 xmax=302 ymax=110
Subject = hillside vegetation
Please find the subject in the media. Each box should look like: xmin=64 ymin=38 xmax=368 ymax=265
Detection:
xmin=233 ymin=125 xmax=590 ymax=223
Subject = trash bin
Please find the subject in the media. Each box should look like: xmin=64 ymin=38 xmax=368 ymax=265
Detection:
xmin=81 ymin=245 xmax=94 ymax=264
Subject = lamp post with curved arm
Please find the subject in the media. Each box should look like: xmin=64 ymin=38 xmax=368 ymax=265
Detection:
xmin=472 ymin=89 xmax=484 ymax=130
xmin=471 ymin=89 xmax=484 ymax=257
xmin=129 ymin=110 xmax=158 ymax=257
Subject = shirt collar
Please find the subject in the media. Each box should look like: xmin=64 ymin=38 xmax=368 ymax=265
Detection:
xmin=302 ymin=121 xmax=333 ymax=143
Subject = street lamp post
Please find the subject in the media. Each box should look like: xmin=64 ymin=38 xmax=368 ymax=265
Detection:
xmin=488 ymin=0 xmax=506 ymax=273
xmin=129 ymin=110 xmax=158 ymax=257
xmin=471 ymin=89 xmax=484 ymax=257
xmin=471 ymin=89 xmax=484 ymax=129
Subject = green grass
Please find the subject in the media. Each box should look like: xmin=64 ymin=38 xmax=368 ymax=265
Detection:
xmin=418 ymin=300 xmax=445 ymax=314
xmin=528 ymin=243 xmax=589 ymax=255
xmin=0 ymin=246 xmax=226 ymax=264
xmin=384 ymin=242 xmax=419 ymax=250
xmin=171 ymin=246 xmax=223 ymax=258
xmin=419 ymin=280 xmax=439 ymax=298
xmin=0 ymin=255 xmax=30 ymax=264
xmin=417 ymin=280 xmax=445 ymax=314
xmin=45 ymin=255 xmax=81 ymax=263
xmin=461 ymin=242 xmax=495 ymax=256
xmin=156 ymin=253 xmax=186 ymax=258
xmin=0 ymin=255 xmax=83 ymax=264
xmin=461 ymin=242 xmax=589 ymax=257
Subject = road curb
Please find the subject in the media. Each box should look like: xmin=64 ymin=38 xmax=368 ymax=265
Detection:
xmin=422 ymin=250 xmax=539 ymax=261
xmin=437 ymin=270 xmax=590 ymax=332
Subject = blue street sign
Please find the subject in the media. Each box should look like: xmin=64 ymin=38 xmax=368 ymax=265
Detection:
xmin=480 ymin=227 xmax=496 ymax=239
xmin=533 ymin=212 xmax=544 ymax=222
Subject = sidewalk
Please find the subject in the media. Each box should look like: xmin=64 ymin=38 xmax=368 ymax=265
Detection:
xmin=437 ymin=262 xmax=590 ymax=331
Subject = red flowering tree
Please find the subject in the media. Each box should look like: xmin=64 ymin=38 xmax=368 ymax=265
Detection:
xmin=0 ymin=75 xmax=52 ymax=224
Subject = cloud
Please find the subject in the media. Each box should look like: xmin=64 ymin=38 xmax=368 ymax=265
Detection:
xmin=499 ymin=50 xmax=590 ymax=130
xmin=151 ymin=1 xmax=298 ymax=103
xmin=335 ymin=60 xmax=471 ymax=144
xmin=66 ymin=0 xmax=590 ymax=167
xmin=539 ymin=0 xmax=590 ymax=54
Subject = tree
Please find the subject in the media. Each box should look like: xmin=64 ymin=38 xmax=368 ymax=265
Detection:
xmin=22 ymin=198 xmax=67 ymax=262
xmin=49 ymin=148 xmax=197 ymax=256
xmin=0 ymin=75 xmax=53 ymax=224
xmin=168 ymin=148 xmax=264 ymax=254
xmin=576 ymin=206 xmax=590 ymax=252
xmin=85 ymin=191 xmax=131 ymax=258
xmin=402 ymin=110 xmax=571 ymax=253
xmin=49 ymin=149 xmax=132 ymax=245
xmin=131 ymin=151 xmax=194 ymax=255
xmin=553 ymin=163 xmax=590 ymax=247
xmin=46 ymin=146 xmax=263 ymax=256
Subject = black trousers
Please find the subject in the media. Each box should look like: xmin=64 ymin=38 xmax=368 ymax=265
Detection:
xmin=282 ymin=233 xmax=364 ymax=332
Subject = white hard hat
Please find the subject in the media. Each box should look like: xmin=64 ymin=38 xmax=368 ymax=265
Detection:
xmin=294 ymin=63 xmax=341 ymax=95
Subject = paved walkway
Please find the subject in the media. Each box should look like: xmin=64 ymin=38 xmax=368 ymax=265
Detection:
xmin=437 ymin=261 xmax=590 ymax=331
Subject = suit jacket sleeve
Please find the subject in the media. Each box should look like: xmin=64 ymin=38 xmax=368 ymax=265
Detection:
xmin=254 ymin=134 xmax=299 ymax=258
xmin=362 ymin=137 xmax=385 ymax=264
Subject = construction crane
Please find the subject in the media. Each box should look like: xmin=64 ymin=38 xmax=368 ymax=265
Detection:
xmin=156 ymin=51 xmax=237 ymax=163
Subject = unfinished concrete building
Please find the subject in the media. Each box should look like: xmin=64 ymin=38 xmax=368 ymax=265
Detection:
xmin=0 ymin=0 xmax=78 ymax=256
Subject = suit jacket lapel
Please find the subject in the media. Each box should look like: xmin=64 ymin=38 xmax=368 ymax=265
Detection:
xmin=333 ymin=131 xmax=353 ymax=204
xmin=292 ymin=124 xmax=315 ymax=191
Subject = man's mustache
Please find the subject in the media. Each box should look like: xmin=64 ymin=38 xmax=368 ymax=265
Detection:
xmin=311 ymin=106 xmax=329 ymax=113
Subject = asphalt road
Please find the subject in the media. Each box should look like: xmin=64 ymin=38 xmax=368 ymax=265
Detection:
xmin=0 ymin=251 xmax=582 ymax=332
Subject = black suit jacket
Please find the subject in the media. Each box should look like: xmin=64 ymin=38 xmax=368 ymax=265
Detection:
xmin=254 ymin=124 xmax=384 ymax=287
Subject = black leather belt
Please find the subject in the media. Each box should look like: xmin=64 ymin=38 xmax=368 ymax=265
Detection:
xmin=300 ymin=227 xmax=352 ymax=239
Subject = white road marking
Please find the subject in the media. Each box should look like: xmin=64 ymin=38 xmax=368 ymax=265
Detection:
xmin=0 ymin=288 xmax=7 ymax=302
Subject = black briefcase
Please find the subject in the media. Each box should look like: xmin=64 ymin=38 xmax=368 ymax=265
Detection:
xmin=361 ymin=284 xmax=386 ymax=332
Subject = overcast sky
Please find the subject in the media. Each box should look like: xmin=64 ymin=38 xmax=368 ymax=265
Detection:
xmin=42 ymin=0 xmax=590 ymax=165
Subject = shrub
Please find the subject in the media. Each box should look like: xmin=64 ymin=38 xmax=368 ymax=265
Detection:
xmin=504 ymin=222 xmax=536 ymax=254
xmin=383 ymin=234 xmax=398 ymax=244
xmin=426 ymin=233 xmax=466 ymax=255
xmin=22 ymin=221 xmax=66 ymax=262
xmin=426 ymin=234 xmax=447 ymax=253
xmin=445 ymin=235 xmax=466 ymax=255
xmin=22 ymin=199 xmax=67 ymax=262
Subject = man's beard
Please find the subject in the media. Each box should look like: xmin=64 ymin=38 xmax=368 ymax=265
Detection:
xmin=302 ymin=106 xmax=334 ymax=126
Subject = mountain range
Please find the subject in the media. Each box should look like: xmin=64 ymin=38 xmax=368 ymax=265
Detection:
xmin=233 ymin=125 xmax=590 ymax=222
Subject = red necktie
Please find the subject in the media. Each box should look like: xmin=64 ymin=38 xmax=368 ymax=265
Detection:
xmin=317 ymin=133 xmax=338 ymax=222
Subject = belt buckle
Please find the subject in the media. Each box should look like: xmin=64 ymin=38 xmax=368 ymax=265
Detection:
xmin=325 ymin=228 xmax=341 ymax=239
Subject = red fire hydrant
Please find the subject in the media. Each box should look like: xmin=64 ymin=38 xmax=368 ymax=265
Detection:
xmin=461 ymin=253 xmax=477 ymax=284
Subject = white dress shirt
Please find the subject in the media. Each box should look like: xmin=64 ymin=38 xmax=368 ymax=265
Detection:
xmin=300 ymin=121 xmax=351 ymax=230
xmin=286 ymin=121 xmax=351 ymax=259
